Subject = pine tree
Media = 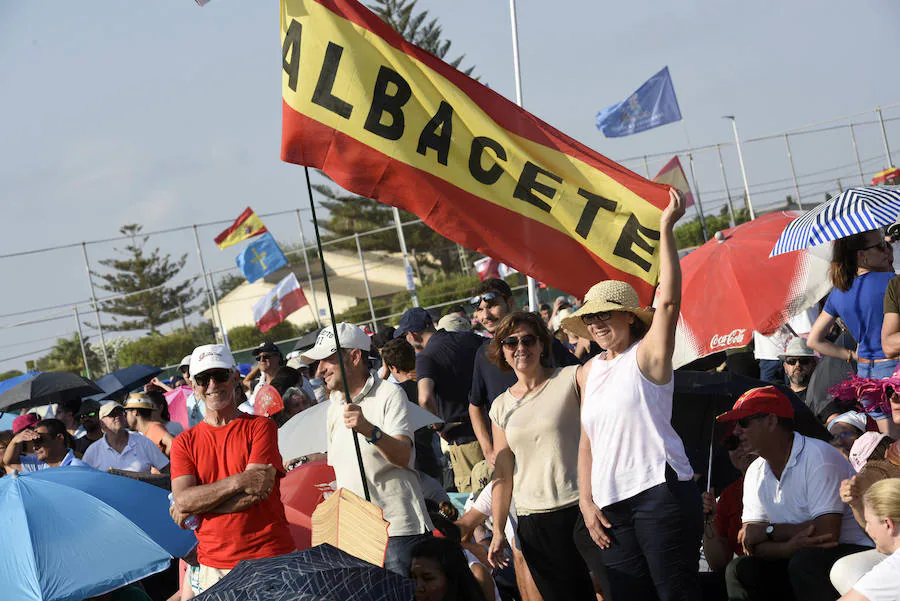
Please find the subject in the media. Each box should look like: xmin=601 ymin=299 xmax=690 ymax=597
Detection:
xmin=94 ymin=224 xmax=197 ymax=333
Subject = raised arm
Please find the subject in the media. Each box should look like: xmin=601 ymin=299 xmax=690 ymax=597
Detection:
xmin=638 ymin=187 xmax=686 ymax=385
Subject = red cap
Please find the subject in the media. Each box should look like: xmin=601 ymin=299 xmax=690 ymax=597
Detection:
xmin=12 ymin=413 xmax=40 ymax=434
xmin=716 ymin=386 xmax=794 ymax=422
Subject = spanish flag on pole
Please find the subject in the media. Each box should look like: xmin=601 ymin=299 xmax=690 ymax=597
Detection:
xmin=280 ymin=0 xmax=671 ymax=300
xmin=214 ymin=207 xmax=268 ymax=250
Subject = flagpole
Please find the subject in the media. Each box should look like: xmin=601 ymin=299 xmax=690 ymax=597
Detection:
xmin=80 ymin=242 xmax=111 ymax=374
xmin=508 ymin=0 xmax=539 ymax=312
xmin=192 ymin=225 xmax=229 ymax=347
xmin=724 ymin=116 xmax=756 ymax=220
xmin=354 ymin=233 xmax=379 ymax=333
xmin=294 ymin=209 xmax=323 ymax=327
xmin=680 ymin=123 xmax=709 ymax=242
xmin=715 ymin=144 xmax=738 ymax=227
xmin=304 ymin=166 xmax=371 ymax=502
xmin=73 ymin=305 xmax=92 ymax=379
xmin=392 ymin=207 xmax=420 ymax=308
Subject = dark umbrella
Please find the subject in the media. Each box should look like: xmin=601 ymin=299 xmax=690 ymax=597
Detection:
xmin=92 ymin=364 xmax=162 ymax=400
xmin=0 ymin=372 xmax=103 ymax=412
xmin=672 ymin=370 xmax=831 ymax=491
xmin=195 ymin=544 xmax=414 ymax=601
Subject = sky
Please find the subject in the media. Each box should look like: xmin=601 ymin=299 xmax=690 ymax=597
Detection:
xmin=1 ymin=0 xmax=899 ymax=373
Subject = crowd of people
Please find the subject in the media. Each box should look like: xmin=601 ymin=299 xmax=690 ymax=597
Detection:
xmin=5 ymin=187 xmax=900 ymax=601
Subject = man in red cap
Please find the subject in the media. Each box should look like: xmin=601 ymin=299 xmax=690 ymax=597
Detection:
xmin=717 ymin=386 xmax=873 ymax=600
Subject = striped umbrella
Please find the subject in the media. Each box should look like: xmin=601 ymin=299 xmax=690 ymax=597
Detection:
xmin=770 ymin=186 xmax=900 ymax=257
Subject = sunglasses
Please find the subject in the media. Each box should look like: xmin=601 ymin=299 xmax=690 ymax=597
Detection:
xmin=736 ymin=414 xmax=768 ymax=428
xmin=470 ymin=292 xmax=505 ymax=308
xmin=581 ymin=312 xmax=613 ymax=325
xmin=104 ymin=409 xmax=125 ymax=419
xmin=784 ymin=357 xmax=814 ymax=366
xmin=194 ymin=369 xmax=232 ymax=387
xmin=79 ymin=411 xmax=99 ymax=420
xmin=722 ymin=434 xmax=741 ymax=452
xmin=832 ymin=431 xmax=859 ymax=441
xmin=257 ymin=354 xmax=276 ymax=361
xmin=500 ymin=334 xmax=538 ymax=349
xmin=858 ymin=240 xmax=892 ymax=252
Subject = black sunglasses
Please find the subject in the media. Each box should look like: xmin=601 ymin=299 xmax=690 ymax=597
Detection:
xmin=257 ymin=354 xmax=276 ymax=361
xmin=784 ymin=357 xmax=814 ymax=366
xmin=194 ymin=369 xmax=232 ymax=387
xmin=79 ymin=411 xmax=99 ymax=420
xmin=500 ymin=334 xmax=538 ymax=349
xmin=581 ymin=312 xmax=613 ymax=325
xmin=470 ymin=292 xmax=505 ymax=308
xmin=736 ymin=413 xmax=768 ymax=428
xmin=858 ymin=240 xmax=892 ymax=252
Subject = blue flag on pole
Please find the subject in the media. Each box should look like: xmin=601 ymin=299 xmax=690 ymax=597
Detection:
xmin=235 ymin=232 xmax=288 ymax=283
xmin=595 ymin=66 xmax=682 ymax=138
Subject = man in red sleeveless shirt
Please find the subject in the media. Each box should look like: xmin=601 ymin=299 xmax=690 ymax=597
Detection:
xmin=170 ymin=344 xmax=295 ymax=595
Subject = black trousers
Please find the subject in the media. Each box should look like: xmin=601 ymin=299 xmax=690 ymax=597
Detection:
xmin=724 ymin=544 xmax=872 ymax=601
xmin=575 ymin=467 xmax=704 ymax=601
xmin=517 ymin=505 xmax=596 ymax=601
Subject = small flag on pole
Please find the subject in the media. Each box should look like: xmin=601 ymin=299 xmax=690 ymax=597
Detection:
xmin=253 ymin=273 xmax=309 ymax=332
xmin=215 ymin=207 xmax=269 ymax=250
xmin=595 ymin=66 xmax=682 ymax=138
xmin=474 ymin=257 xmax=518 ymax=281
xmin=236 ymin=233 xmax=288 ymax=283
xmin=653 ymin=156 xmax=695 ymax=208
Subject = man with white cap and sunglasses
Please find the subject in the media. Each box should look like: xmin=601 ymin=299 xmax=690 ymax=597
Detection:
xmin=169 ymin=344 xmax=295 ymax=596
xmin=301 ymin=323 xmax=433 ymax=577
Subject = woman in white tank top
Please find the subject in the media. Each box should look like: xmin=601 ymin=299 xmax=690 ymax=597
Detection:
xmin=561 ymin=188 xmax=703 ymax=601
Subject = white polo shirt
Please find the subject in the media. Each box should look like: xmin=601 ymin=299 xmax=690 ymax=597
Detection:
xmin=742 ymin=432 xmax=872 ymax=547
xmin=82 ymin=431 xmax=170 ymax=473
xmin=326 ymin=376 xmax=433 ymax=537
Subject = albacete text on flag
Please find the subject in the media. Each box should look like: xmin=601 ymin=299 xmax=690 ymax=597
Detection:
xmin=279 ymin=0 xmax=672 ymax=300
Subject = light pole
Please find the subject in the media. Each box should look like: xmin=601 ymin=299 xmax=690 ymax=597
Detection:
xmin=723 ymin=115 xmax=756 ymax=220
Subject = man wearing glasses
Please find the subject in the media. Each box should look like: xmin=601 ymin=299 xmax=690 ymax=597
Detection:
xmin=74 ymin=399 xmax=104 ymax=454
xmin=778 ymin=338 xmax=818 ymax=405
xmin=468 ymin=279 xmax=579 ymax=465
xmin=3 ymin=418 xmax=90 ymax=472
xmin=82 ymin=402 xmax=170 ymax=474
xmin=170 ymin=344 xmax=295 ymax=595
xmin=243 ymin=341 xmax=283 ymax=397
xmin=717 ymin=386 xmax=872 ymax=600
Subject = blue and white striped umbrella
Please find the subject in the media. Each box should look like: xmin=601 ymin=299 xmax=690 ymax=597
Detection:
xmin=770 ymin=187 xmax=900 ymax=257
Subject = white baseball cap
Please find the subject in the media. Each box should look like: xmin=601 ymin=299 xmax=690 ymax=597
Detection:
xmin=190 ymin=344 xmax=236 ymax=378
xmin=301 ymin=323 xmax=371 ymax=363
xmin=178 ymin=355 xmax=192 ymax=369
xmin=827 ymin=411 xmax=868 ymax=434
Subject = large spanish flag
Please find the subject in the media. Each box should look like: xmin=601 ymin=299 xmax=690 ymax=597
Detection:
xmin=280 ymin=0 xmax=671 ymax=300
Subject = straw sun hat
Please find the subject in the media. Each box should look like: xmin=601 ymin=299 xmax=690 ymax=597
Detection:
xmin=561 ymin=280 xmax=654 ymax=341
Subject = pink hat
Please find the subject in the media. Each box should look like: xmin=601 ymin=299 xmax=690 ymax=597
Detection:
xmin=849 ymin=432 xmax=888 ymax=472
xmin=12 ymin=413 xmax=40 ymax=434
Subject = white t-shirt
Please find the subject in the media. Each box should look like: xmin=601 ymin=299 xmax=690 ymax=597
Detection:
xmin=853 ymin=549 xmax=900 ymax=601
xmin=581 ymin=343 xmax=694 ymax=509
xmin=326 ymin=376 xmax=433 ymax=537
xmin=463 ymin=481 xmax=521 ymax=550
xmin=742 ymin=432 xmax=873 ymax=547
xmin=82 ymin=431 xmax=170 ymax=473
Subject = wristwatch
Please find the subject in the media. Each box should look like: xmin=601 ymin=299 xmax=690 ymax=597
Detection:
xmin=366 ymin=426 xmax=383 ymax=445
xmin=765 ymin=524 xmax=775 ymax=540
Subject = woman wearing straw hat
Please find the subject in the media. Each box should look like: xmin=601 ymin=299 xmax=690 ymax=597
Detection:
xmin=562 ymin=188 xmax=703 ymax=601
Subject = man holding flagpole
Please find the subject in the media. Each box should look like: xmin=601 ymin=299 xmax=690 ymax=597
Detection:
xmin=301 ymin=323 xmax=433 ymax=576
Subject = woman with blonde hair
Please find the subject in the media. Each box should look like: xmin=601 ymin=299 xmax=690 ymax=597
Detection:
xmin=838 ymin=478 xmax=900 ymax=601
xmin=564 ymin=189 xmax=702 ymax=601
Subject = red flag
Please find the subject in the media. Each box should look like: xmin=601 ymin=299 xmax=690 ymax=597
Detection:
xmin=652 ymin=156 xmax=694 ymax=208
xmin=253 ymin=273 xmax=309 ymax=332
xmin=473 ymin=257 xmax=501 ymax=281
xmin=279 ymin=0 xmax=670 ymax=302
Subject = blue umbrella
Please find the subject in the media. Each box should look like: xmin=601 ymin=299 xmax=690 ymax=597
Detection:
xmin=0 ymin=467 xmax=196 ymax=601
xmin=195 ymin=544 xmax=414 ymax=601
xmin=770 ymin=186 xmax=900 ymax=256
xmin=0 ymin=372 xmax=39 ymax=396
xmin=92 ymin=364 xmax=162 ymax=400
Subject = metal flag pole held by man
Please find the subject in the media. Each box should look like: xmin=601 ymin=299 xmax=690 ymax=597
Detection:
xmin=302 ymin=166 xmax=371 ymax=502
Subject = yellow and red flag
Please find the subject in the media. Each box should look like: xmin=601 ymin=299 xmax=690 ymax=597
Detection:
xmin=280 ymin=0 xmax=671 ymax=300
xmin=214 ymin=207 xmax=268 ymax=250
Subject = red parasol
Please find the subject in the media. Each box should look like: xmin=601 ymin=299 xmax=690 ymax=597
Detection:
xmin=279 ymin=460 xmax=336 ymax=550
